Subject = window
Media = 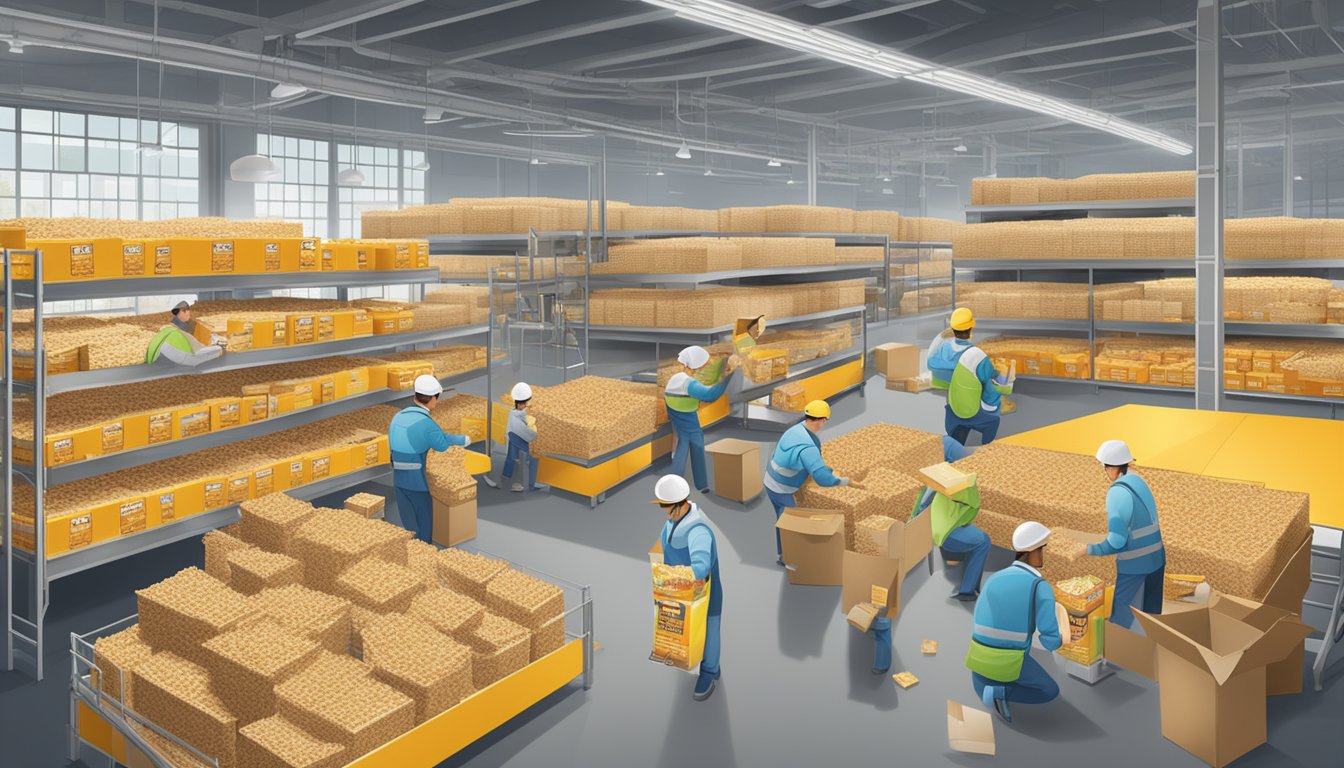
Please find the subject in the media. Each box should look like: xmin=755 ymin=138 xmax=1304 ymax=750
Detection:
xmin=11 ymin=107 xmax=200 ymax=220
xmin=337 ymin=142 xmax=400 ymax=238
xmin=403 ymin=149 xmax=426 ymax=207
xmin=254 ymin=133 xmax=330 ymax=237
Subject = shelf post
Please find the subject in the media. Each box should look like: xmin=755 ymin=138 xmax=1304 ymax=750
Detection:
xmin=1194 ymin=0 xmax=1226 ymax=411
xmin=2 ymin=251 xmax=11 ymax=672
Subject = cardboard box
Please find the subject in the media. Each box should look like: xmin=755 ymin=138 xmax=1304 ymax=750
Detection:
xmin=704 ymin=438 xmax=762 ymax=502
xmin=775 ymin=508 xmax=844 ymax=586
xmin=947 ymin=700 xmax=995 ymax=756
xmin=1104 ymin=622 xmax=1156 ymax=681
xmin=918 ymin=462 xmax=976 ymax=496
xmin=432 ymin=496 xmax=477 ymax=547
xmin=855 ymin=508 xmax=932 ymax=576
xmin=846 ymin=602 xmax=879 ymax=632
xmin=874 ymin=342 xmax=919 ymax=380
xmin=1258 ymin=533 xmax=1313 ymax=695
xmin=841 ymin=551 xmax=903 ymax=619
xmin=1134 ymin=595 xmax=1314 ymax=767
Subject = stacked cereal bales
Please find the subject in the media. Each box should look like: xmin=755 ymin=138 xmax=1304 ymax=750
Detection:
xmin=765 ymin=205 xmax=855 ymax=233
xmin=226 ymin=548 xmax=304 ymax=596
xmin=595 ymin=237 xmax=742 ymax=274
xmin=796 ymin=467 xmax=922 ymax=549
xmin=409 ymin=587 xmax=486 ymax=637
xmin=815 ymin=423 xmax=944 ymax=481
xmin=486 ymin=569 xmax=566 ymax=661
xmin=92 ymin=625 xmax=154 ymax=705
xmin=970 ymin=172 xmax=1194 ymax=205
xmin=462 ymin=613 xmax=531 ymax=688
xmin=239 ymin=493 xmax=316 ymax=555
xmin=521 ymin=376 xmax=662 ymax=459
xmin=133 ymin=653 xmax=239 ymax=768
xmin=136 ymin=567 xmax=254 ymax=664
xmin=736 ymin=237 xmax=836 ymax=268
xmin=250 ymin=585 xmax=352 ymax=655
xmin=404 ymin=539 xmax=444 ymax=590
xmin=276 ymin=651 xmax=414 ymax=764
xmin=335 ymin=557 xmax=426 ymax=616
xmin=853 ymin=210 xmax=902 ymax=239
xmin=436 ymin=548 xmax=509 ymax=602
xmin=291 ymin=508 xmax=411 ymax=592
xmin=426 ymin=446 xmax=478 ymax=504
xmin=854 ymin=515 xmax=898 ymax=557
xmin=238 ymin=716 xmax=345 ymax=768
xmin=128 ymin=721 xmax=214 ymax=768
xmin=956 ymin=443 xmax=1310 ymax=600
xmin=362 ymin=613 xmax=475 ymax=723
xmin=344 ymin=492 xmax=386 ymax=519
xmin=203 ymin=525 xmax=252 ymax=581
xmin=201 ymin=620 xmax=320 ymax=724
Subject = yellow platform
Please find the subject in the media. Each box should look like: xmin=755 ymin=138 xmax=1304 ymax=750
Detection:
xmin=1004 ymin=404 xmax=1343 ymax=528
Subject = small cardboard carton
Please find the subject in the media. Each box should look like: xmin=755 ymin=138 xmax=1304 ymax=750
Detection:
xmin=431 ymin=497 xmax=477 ymax=547
xmin=704 ymin=438 xmax=762 ymax=502
xmin=918 ymin=462 xmax=976 ymax=497
xmin=856 ymin=507 xmax=932 ymax=576
xmin=841 ymin=551 xmax=903 ymax=620
xmin=775 ymin=508 xmax=844 ymax=586
xmin=947 ymin=700 xmax=995 ymax=756
xmin=874 ymin=342 xmax=919 ymax=380
xmin=1134 ymin=594 xmax=1315 ymax=768
xmin=846 ymin=602 xmax=879 ymax=633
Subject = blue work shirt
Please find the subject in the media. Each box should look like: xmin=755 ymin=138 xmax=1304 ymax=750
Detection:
xmin=971 ymin=561 xmax=1062 ymax=653
xmin=388 ymin=404 xmax=469 ymax=492
xmin=661 ymin=504 xmax=722 ymax=616
xmin=929 ymin=338 xmax=1011 ymax=414
xmin=1087 ymin=472 xmax=1166 ymax=575
xmin=763 ymin=422 xmax=847 ymax=496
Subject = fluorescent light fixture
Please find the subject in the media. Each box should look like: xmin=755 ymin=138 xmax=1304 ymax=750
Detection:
xmin=270 ymin=82 xmax=308 ymax=100
xmin=412 ymin=159 xmax=431 ymax=171
xmin=530 ymin=157 xmax=548 ymax=165
xmin=229 ymin=153 xmax=280 ymax=182
xmin=4 ymin=38 xmax=24 ymax=54
xmin=655 ymin=168 xmax=665 ymax=176
xmin=336 ymin=167 xmax=365 ymax=186
xmin=1293 ymin=174 xmax=1304 ymax=181
xmin=786 ymin=177 xmax=796 ymax=185
xmin=638 ymin=0 xmax=1192 ymax=156
xmin=138 ymin=143 xmax=164 ymax=158
xmin=953 ymin=143 xmax=968 ymax=153
xmin=767 ymin=157 xmax=782 ymax=167
xmin=704 ymin=168 xmax=714 ymax=176
xmin=882 ymin=175 xmax=892 ymax=182
xmin=503 ymin=129 xmax=593 ymax=138
xmin=675 ymin=141 xmax=692 ymax=160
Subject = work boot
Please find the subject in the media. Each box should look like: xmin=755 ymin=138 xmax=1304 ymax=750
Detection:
xmin=692 ymin=670 xmax=720 ymax=701
xmin=982 ymin=685 xmax=1011 ymax=723
xmin=951 ymin=589 xmax=979 ymax=602
xmin=482 ymin=476 xmax=498 ymax=489
xmin=511 ymin=483 xmax=525 ymax=492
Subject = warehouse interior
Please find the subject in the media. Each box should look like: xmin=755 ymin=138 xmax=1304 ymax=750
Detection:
xmin=1 ymin=1 xmax=1343 ymax=767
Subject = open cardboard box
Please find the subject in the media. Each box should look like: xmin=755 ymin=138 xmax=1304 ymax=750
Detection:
xmin=775 ymin=508 xmax=844 ymax=586
xmin=841 ymin=551 xmax=903 ymax=619
xmin=856 ymin=507 xmax=932 ymax=577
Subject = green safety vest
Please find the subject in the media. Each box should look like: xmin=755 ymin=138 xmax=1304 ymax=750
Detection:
xmin=931 ymin=483 xmax=981 ymax=547
xmin=695 ymin=356 xmax=725 ymax=386
xmin=949 ymin=346 xmax=989 ymax=419
xmin=145 ymin=325 xmax=192 ymax=364
xmin=664 ymin=372 xmax=701 ymax=413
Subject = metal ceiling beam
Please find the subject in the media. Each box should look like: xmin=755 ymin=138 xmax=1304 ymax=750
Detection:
xmin=433 ymin=9 xmax=676 ymax=68
xmin=271 ymin=0 xmax=428 ymax=40
xmin=952 ymin=21 xmax=1194 ymax=70
xmin=355 ymin=0 xmax=544 ymax=46
xmin=122 ymin=0 xmax=263 ymax=29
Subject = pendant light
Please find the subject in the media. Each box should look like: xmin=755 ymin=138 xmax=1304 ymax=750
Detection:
xmin=229 ymin=2 xmax=279 ymax=182
xmin=336 ymin=100 xmax=365 ymax=187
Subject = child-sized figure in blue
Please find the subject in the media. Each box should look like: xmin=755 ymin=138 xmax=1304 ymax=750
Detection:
xmin=501 ymin=382 xmax=544 ymax=492
xmin=655 ymin=475 xmax=723 ymax=702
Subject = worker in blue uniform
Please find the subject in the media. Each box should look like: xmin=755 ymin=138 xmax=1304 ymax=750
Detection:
xmin=1080 ymin=440 xmax=1166 ymax=629
xmin=912 ymin=475 xmax=991 ymax=602
xmin=966 ymin=521 xmax=1064 ymax=724
xmin=654 ymin=474 xmax=723 ymax=701
xmin=928 ymin=308 xmax=1013 ymax=455
xmin=665 ymin=345 xmax=738 ymax=493
xmin=764 ymin=400 xmax=859 ymax=566
xmin=388 ymin=375 xmax=471 ymax=543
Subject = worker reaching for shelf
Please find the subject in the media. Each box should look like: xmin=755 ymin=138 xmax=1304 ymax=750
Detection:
xmin=494 ymin=382 xmax=547 ymax=493
xmin=389 ymin=375 xmax=471 ymax=543
xmin=763 ymin=399 xmax=859 ymax=566
xmin=928 ymin=307 xmax=1013 ymax=457
xmin=967 ymin=521 xmax=1064 ymax=725
xmin=144 ymin=300 xmax=226 ymax=367
xmin=665 ymin=345 xmax=739 ymax=493
xmin=654 ymin=474 xmax=723 ymax=702
xmin=1076 ymin=439 xmax=1166 ymax=629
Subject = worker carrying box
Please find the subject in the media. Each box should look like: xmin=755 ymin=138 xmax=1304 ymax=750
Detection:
xmin=144 ymin=300 xmax=226 ymax=367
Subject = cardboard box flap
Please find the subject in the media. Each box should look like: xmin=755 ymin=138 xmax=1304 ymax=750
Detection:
xmin=1104 ymin=623 xmax=1156 ymax=681
xmin=918 ymin=462 xmax=976 ymax=497
xmin=776 ymin=509 xmax=843 ymax=537
xmin=1134 ymin=597 xmax=1316 ymax=685
xmin=842 ymin=550 xmax=903 ymax=616
xmin=705 ymin=438 xmax=760 ymax=458
xmin=902 ymin=510 xmax=933 ymax=575
xmin=1207 ymin=594 xmax=1316 ymax=673
xmin=1260 ymin=532 xmax=1313 ymax=612
xmin=947 ymin=700 xmax=995 ymax=756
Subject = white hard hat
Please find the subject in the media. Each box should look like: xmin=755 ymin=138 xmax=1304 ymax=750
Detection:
xmin=1095 ymin=439 xmax=1134 ymax=466
xmin=677 ymin=345 xmax=710 ymax=369
xmin=651 ymin=474 xmax=691 ymax=505
xmin=413 ymin=374 xmax=444 ymax=397
xmin=1012 ymin=521 xmax=1052 ymax=553
xmin=511 ymin=382 xmax=533 ymax=401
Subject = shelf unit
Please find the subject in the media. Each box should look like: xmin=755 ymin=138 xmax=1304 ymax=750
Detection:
xmin=964 ymin=198 xmax=1194 ymax=223
xmin=2 ymin=249 xmax=493 ymax=681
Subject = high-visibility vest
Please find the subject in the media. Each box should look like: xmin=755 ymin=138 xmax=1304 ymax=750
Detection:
xmin=949 ymin=346 xmax=989 ymax=419
xmin=664 ymin=372 xmax=701 ymax=413
xmin=144 ymin=326 xmax=192 ymax=364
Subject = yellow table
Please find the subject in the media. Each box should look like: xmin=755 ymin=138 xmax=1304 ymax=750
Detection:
xmin=1004 ymin=404 xmax=1342 ymax=528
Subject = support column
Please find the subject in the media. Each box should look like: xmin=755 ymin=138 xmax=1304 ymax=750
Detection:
xmin=806 ymin=125 xmax=818 ymax=206
xmin=1283 ymin=106 xmax=1294 ymax=215
xmin=1194 ymin=0 xmax=1225 ymax=411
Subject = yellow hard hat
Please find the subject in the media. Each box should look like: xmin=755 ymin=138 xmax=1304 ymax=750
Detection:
xmin=803 ymin=400 xmax=831 ymax=419
xmin=950 ymin=307 xmax=976 ymax=332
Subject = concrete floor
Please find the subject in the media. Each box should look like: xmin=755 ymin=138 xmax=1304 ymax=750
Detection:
xmin=4 ymin=320 xmax=1343 ymax=768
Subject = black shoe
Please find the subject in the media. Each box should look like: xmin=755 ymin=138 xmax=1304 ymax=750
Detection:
xmin=697 ymin=487 xmax=712 ymax=496
xmin=951 ymin=589 xmax=979 ymax=602
xmin=692 ymin=670 xmax=720 ymax=701
xmin=776 ymin=556 xmax=786 ymax=567
xmin=872 ymin=666 xmax=890 ymax=676
xmin=992 ymin=695 xmax=1013 ymax=724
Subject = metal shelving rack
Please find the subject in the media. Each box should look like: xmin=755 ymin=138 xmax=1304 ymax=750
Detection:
xmin=2 ymin=250 xmax=491 ymax=680
xmin=886 ymin=240 xmax=953 ymax=322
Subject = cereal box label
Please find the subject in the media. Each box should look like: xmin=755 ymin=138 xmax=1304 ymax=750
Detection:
xmin=69 ymin=514 xmax=93 ymax=549
xmin=301 ymin=239 xmax=316 ymax=250
xmin=356 ymin=248 xmax=369 ymax=269
xmin=122 ymin=243 xmax=145 ymax=276
xmin=250 ymin=397 xmax=269 ymax=422
xmin=264 ymin=242 xmax=280 ymax=271
xmin=119 ymin=500 xmax=146 ymax=536
xmin=322 ymin=380 xmax=335 ymax=402
xmin=229 ymin=476 xmax=250 ymax=503
xmin=205 ymin=481 xmax=225 ymax=509
xmin=322 ymin=248 xmax=335 ymax=271
xmin=101 ymin=421 xmax=124 ymax=453
xmin=289 ymin=460 xmax=304 ymax=484
xmin=311 ymin=455 xmax=330 ymax=480
xmin=364 ymin=443 xmax=379 ymax=466
xmin=154 ymin=245 xmax=172 ymax=275
xmin=317 ymin=315 xmax=335 ymax=341
xmin=181 ymin=410 xmax=210 ymax=437
xmin=255 ymin=468 xmax=273 ymax=496
xmin=158 ymin=492 xmax=175 ymax=521
xmin=69 ymin=243 xmax=95 ymax=276
xmin=293 ymin=316 xmax=315 ymax=344
xmin=51 ymin=437 xmax=74 ymax=465
xmin=217 ymin=403 xmax=240 ymax=428
xmin=148 ymin=412 xmax=172 ymax=444
xmin=211 ymin=241 xmax=234 ymax=272
xmin=272 ymin=320 xmax=287 ymax=344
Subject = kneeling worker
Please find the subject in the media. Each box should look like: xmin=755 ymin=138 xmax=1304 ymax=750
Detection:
xmin=665 ymin=345 xmax=738 ymax=493
xmin=928 ymin=307 xmax=1013 ymax=450
xmin=145 ymin=300 xmax=225 ymax=367
xmin=389 ymin=375 xmax=472 ymax=543
xmin=967 ymin=521 xmax=1063 ymax=724
xmin=913 ymin=474 xmax=990 ymax=602
xmin=764 ymin=400 xmax=859 ymax=566
xmin=654 ymin=474 xmax=723 ymax=702
xmin=1082 ymin=440 xmax=1165 ymax=629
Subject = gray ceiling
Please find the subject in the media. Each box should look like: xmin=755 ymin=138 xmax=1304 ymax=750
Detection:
xmin=2 ymin=0 xmax=1342 ymax=184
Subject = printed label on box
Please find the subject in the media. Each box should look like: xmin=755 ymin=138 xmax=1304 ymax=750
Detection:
xmin=321 ymin=380 xmax=335 ymax=402
xmin=299 ymin=240 xmax=318 ymax=270
xmin=119 ymin=500 xmax=146 ymax=536
xmin=69 ymin=514 xmax=93 ymax=550
xmin=211 ymin=241 xmax=234 ymax=272
xmin=317 ymin=315 xmax=335 ymax=342
xmin=293 ymin=316 xmax=314 ymax=344
xmin=356 ymin=248 xmax=368 ymax=269
xmin=250 ymin=398 xmax=269 ymax=422
xmin=871 ymin=585 xmax=889 ymax=605
xmin=264 ymin=242 xmax=280 ymax=271
xmin=101 ymin=421 xmax=124 ymax=453
xmin=148 ymin=412 xmax=172 ymax=444
xmin=255 ymin=468 xmax=273 ymax=496
xmin=181 ymin=411 xmax=210 ymax=437
xmin=204 ymin=481 xmax=225 ymax=509
xmin=122 ymin=244 xmax=145 ymax=275
xmin=69 ymin=243 xmax=95 ymax=277
xmin=322 ymin=248 xmax=335 ymax=271
xmin=289 ymin=460 xmax=304 ymax=484
xmin=395 ymin=244 xmax=411 ymax=268
xmin=311 ymin=456 xmax=330 ymax=480
xmin=154 ymin=245 xmax=172 ymax=275
xmin=51 ymin=437 xmax=74 ymax=465
xmin=272 ymin=321 xmax=286 ymax=345
xmin=398 ymin=315 xmax=413 ymax=331
xmin=158 ymin=492 xmax=175 ymax=522
xmin=364 ymin=443 xmax=379 ymax=466
xmin=216 ymin=403 xmax=239 ymax=428
xmin=229 ymin=476 xmax=250 ymax=503
xmin=348 ymin=370 xmax=367 ymax=394
xmin=294 ymin=382 xmax=315 ymax=409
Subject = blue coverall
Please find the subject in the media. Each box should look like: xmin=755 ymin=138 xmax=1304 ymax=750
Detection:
xmin=664 ymin=369 xmax=735 ymax=491
xmin=763 ymin=421 xmax=848 ymax=557
xmin=928 ymin=339 xmax=1012 ymax=447
xmin=1087 ymin=472 xmax=1166 ymax=629
xmin=970 ymin=561 xmax=1063 ymax=707
xmin=502 ymin=407 xmax=540 ymax=489
xmin=913 ymin=488 xmax=991 ymax=597
xmin=661 ymin=504 xmax=722 ymax=681
xmin=388 ymin=404 xmax=470 ymax=543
